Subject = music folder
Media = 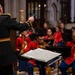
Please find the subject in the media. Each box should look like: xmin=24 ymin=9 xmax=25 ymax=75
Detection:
xmin=21 ymin=48 xmax=61 ymax=65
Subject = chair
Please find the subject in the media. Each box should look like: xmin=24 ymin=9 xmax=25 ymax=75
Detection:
xmin=33 ymin=66 xmax=53 ymax=75
xmin=67 ymin=67 xmax=72 ymax=75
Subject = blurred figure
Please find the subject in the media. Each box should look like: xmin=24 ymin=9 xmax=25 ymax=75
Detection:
xmin=20 ymin=33 xmax=46 ymax=75
xmin=59 ymin=31 xmax=75 ymax=75
xmin=41 ymin=21 xmax=50 ymax=36
xmin=53 ymin=26 xmax=63 ymax=46
xmin=16 ymin=30 xmax=31 ymax=72
xmin=0 ymin=4 xmax=34 ymax=75
xmin=16 ymin=30 xmax=31 ymax=54
xmin=59 ymin=23 xmax=68 ymax=45
xmin=60 ymin=23 xmax=65 ymax=33
xmin=71 ymin=26 xmax=75 ymax=32
xmin=44 ymin=28 xmax=54 ymax=40
xmin=37 ymin=33 xmax=47 ymax=49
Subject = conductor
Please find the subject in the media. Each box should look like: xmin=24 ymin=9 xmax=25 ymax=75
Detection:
xmin=0 ymin=4 xmax=34 ymax=75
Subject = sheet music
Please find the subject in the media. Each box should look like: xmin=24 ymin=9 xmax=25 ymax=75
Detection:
xmin=21 ymin=48 xmax=61 ymax=62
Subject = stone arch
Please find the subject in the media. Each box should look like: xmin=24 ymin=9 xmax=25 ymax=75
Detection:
xmin=52 ymin=3 xmax=57 ymax=21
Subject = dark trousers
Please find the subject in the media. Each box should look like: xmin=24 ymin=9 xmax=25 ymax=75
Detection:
xmin=59 ymin=60 xmax=75 ymax=75
xmin=27 ymin=63 xmax=46 ymax=75
xmin=19 ymin=60 xmax=27 ymax=71
xmin=0 ymin=64 xmax=13 ymax=75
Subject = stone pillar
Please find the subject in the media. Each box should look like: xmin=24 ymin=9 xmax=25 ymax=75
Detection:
xmin=19 ymin=0 xmax=26 ymax=21
xmin=4 ymin=0 xmax=9 ymax=13
xmin=46 ymin=0 xmax=52 ymax=21
xmin=71 ymin=0 xmax=74 ymax=22
xmin=11 ymin=0 xmax=17 ymax=18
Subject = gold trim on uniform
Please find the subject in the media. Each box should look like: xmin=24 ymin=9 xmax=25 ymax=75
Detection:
xmin=26 ymin=20 xmax=32 ymax=27
xmin=1 ymin=13 xmax=11 ymax=16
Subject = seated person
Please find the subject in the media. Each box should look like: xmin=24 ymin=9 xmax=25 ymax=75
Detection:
xmin=41 ymin=21 xmax=50 ymax=36
xmin=36 ymin=33 xmax=48 ymax=49
xmin=16 ymin=30 xmax=31 ymax=54
xmin=16 ymin=30 xmax=31 ymax=71
xmin=71 ymin=26 xmax=75 ymax=32
xmin=53 ymin=26 xmax=64 ymax=46
xmin=21 ymin=33 xmax=46 ymax=75
xmin=44 ymin=28 xmax=54 ymax=40
xmin=36 ymin=32 xmax=55 ymax=69
xmin=59 ymin=23 xmax=68 ymax=45
xmin=59 ymin=31 xmax=75 ymax=75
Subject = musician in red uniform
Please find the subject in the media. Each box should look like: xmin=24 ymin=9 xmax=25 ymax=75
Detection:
xmin=16 ymin=30 xmax=31 ymax=53
xmin=21 ymin=33 xmax=46 ymax=75
xmin=16 ymin=30 xmax=31 ymax=71
xmin=53 ymin=26 xmax=64 ymax=46
xmin=44 ymin=28 xmax=53 ymax=40
xmin=37 ymin=33 xmax=48 ymax=49
xmin=59 ymin=31 xmax=75 ymax=75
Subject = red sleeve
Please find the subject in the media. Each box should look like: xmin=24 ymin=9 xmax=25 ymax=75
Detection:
xmin=24 ymin=41 xmax=38 ymax=53
xmin=66 ymin=42 xmax=73 ymax=47
xmin=24 ymin=42 xmax=32 ymax=53
xmin=53 ymin=32 xmax=62 ymax=42
xmin=25 ymin=37 xmax=31 ymax=44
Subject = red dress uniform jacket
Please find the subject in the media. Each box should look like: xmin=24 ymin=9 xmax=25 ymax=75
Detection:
xmin=16 ymin=36 xmax=31 ymax=51
xmin=53 ymin=31 xmax=62 ymax=43
xmin=24 ymin=41 xmax=38 ymax=66
xmin=16 ymin=37 xmax=24 ymax=51
xmin=65 ymin=42 xmax=75 ymax=65
xmin=44 ymin=35 xmax=53 ymax=40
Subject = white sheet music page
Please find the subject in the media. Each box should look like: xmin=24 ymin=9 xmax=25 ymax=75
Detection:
xmin=21 ymin=48 xmax=61 ymax=62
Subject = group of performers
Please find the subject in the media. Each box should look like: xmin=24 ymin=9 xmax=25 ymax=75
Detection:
xmin=16 ymin=19 xmax=75 ymax=75
xmin=0 ymin=3 xmax=75 ymax=75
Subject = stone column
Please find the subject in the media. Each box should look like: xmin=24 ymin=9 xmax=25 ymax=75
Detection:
xmin=4 ymin=0 xmax=9 ymax=13
xmin=46 ymin=0 xmax=52 ymax=21
xmin=71 ymin=0 xmax=74 ymax=22
xmin=11 ymin=0 xmax=17 ymax=18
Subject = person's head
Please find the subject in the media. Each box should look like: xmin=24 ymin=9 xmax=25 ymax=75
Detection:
xmin=47 ymin=28 xmax=53 ymax=36
xmin=72 ymin=31 xmax=75 ymax=43
xmin=71 ymin=26 xmax=75 ymax=32
xmin=20 ymin=30 xmax=28 ymax=37
xmin=60 ymin=23 xmax=65 ymax=29
xmin=29 ymin=33 xmax=37 ymax=41
xmin=43 ymin=21 xmax=50 ymax=29
xmin=55 ymin=26 xmax=60 ymax=32
xmin=37 ymin=33 xmax=44 ymax=44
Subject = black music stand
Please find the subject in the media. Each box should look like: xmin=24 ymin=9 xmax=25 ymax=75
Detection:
xmin=46 ymin=46 xmax=71 ymax=58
